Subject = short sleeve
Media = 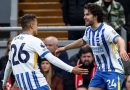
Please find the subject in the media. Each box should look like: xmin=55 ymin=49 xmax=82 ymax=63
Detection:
xmin=82 ymin=27 xmax=90 ymax=43
xmin=104 ymin=27 xmax=120 ymax=43
xmin=31 ymin=37 xmax=50 ymax=58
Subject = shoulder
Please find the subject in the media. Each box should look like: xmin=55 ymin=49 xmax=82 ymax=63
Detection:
xmin=30 ymin=36 xmax=43 ymax=43
xmin=103 ymin=23 xmax=114 ymax=32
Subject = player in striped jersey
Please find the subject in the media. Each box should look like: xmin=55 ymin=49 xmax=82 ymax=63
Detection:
xmin=56 ymin=3 xmax=129 ymax=90
xmin=2 ymin=14 xmax=87 ymax=90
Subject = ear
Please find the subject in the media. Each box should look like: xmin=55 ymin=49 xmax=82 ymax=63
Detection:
xmin=30 ymin=22 xmax=34 ymax=29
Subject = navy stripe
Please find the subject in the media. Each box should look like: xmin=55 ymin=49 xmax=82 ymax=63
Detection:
xmin=21 ymin=73 xmax=27 ymax=90
xmin=96 ymin=55 xmax=102 ymax=71
xmin=25 ymin=72 xmax=33 ymax=90
xmin=40 ymin=51 xmax=50 ymax=58
xmin=102 ymin=29 xmax=115 ymax=71
xmin=34 ymin=85 xmax=50 ymax=90
xmin=16 ymin=74 xmax=22 ymax=89
xmin=96 ymin=23 xmax=103 ymax=46
xmin=101 ymin=54 xmax=108 ymax=71
xmin=88 ymin=29 xmax=91 ymax=45
xmin=92 ymin=32 xmax=95 ymax=46
xmin=97 ymin=23 xmax=104 ymax=31
xmin=32 ymin=71 xmax=40 ymax=88
xmin=96 ymin=32 xmax=100 ymax=46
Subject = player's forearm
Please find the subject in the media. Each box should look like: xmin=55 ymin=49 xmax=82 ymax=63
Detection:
xmin=116 ymin=37 xmax=126 ymax=50
xmin=3 ymin=61 xmax=12 ymax=86
xmin=45 ymin=53 xmax=73 ymax=73
xmin=64 ymin=38 xmax=84 ymax=50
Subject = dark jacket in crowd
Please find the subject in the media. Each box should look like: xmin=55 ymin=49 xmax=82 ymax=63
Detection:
xmin=61 ymin=0 xmax=97 ymax=25
xmin=0 ymin=55 xmax=8 ymax=90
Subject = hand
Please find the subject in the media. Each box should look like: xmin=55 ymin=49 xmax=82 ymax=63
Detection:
xmin=72 ymin=64 xmax=88 ymax=75
xmin=55 ymin=47 xmax=66 ymax=56
xmin=119 ymin=49 xmax=129 ymax=61
xmin=2 ymin=85 xmax=7 ymax=90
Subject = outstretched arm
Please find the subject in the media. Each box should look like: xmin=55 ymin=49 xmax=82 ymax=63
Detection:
xmin=44 ymin=53 xmax=88 ymax=75
xmin=64 ymin=38 xmax=85 ymax=50
xmin=55 ymin=38 xmax=85 ymax=55
xmin=115 ymin=37 xmax=129 ymax=61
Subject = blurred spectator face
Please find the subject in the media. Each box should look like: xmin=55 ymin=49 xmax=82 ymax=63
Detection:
xmin=80 ymin=52 xmax=93 ymax=66
xmin=77 ymin=87 xmax=87 ymax=90
xmin=84 ymin=9 xmax=95 ymax=26
xmin=41 ymin=61 xmax=51 ymax=72
xmin=44 ymin=37 xmax=58 ymax=54
xmin=126 ymin=75 xmax=130 ymax=90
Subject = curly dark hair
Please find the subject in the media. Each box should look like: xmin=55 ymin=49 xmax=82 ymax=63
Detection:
xmin=78 ymin=45 xmax=94 ymax=59
xmin=84 ymin=3 xmax=104 ymax=22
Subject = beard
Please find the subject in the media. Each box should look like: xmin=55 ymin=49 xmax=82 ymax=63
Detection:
xmin=80 ymin=61 xmax=94 ymax=70
xmin=85 ymin=21 xmax=93 ymax=26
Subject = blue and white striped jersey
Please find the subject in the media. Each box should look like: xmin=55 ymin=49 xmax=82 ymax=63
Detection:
xmin=82 ymin=23 xmax=124 ymax=73
xmin=9 ymin=33 xmax=50 ymax=90
xmin=8 ymin=33 xmax=73 ymax=90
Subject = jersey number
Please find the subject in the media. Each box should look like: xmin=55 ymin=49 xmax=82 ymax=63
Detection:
xmin=106 ymin=79 xmax=117 ymax=88
xmin=11 ymin=43 xmax=30 ymax=66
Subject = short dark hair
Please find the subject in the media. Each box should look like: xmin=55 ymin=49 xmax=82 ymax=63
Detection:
xmin=84 ymin=3 xmax=104 ymax=22
xmin=20 ymin=14 xmax=37 ymax=29
xmin=78 ymin=45 xmax=94 ymax=58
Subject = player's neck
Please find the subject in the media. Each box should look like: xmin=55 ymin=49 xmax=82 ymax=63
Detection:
xmin=22 ymin=29 xmax=33 ymax=35
xmin=91 ymin=22 xmax=102 ymax=30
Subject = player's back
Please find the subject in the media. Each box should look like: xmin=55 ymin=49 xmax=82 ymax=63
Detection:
xmin=9 ymin=33 xmax=48 ymax=90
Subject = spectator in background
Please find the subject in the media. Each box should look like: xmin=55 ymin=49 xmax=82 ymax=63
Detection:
xmin=77 ymin=85 xmax=88 ymax=90
xmin=123 ymin=75 xmax=130 ymax=90
xmin=60 ymin=0 xmax=98 ymax=40
xmin=75 ymin=45 xmax=96 ymax=89
xmin=44 ymin=36 xmax=75 ymax=90
xmin=0 ymin=38 xmax=12 ymax=90
xmin=40 ymin=58 xmax=63 ymax=90
xmin=121 ymin=60 xmax=130 ymax=89
xmin=0 ymin=38 xmax=19 ymax=90
xmin=44 ymin=36 xmax=69 ymax=76
xmin=117 ymin=0 xmax=130 ymax=43
xmin=95 ymin=0 xmax=125 ymax=34
xmin=122 ymin=60 xmax=130 ymax=78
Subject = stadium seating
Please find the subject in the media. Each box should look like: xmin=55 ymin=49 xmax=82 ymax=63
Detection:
xmin=18 ymin=0 xmax=68 ymax=40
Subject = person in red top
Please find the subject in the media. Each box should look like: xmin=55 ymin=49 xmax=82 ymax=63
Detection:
xmin=75 ymin=45 xmax=96 ymax=89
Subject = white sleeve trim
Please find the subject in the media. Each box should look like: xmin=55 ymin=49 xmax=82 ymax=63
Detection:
xmin=3 ymin=60 xmax=12 ymax=86
xmin=44 ymin=53 xmax=74 ymax=73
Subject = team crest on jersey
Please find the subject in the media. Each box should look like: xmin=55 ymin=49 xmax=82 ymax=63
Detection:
xmin=40 ymin=43 xmax=45 ymax=48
